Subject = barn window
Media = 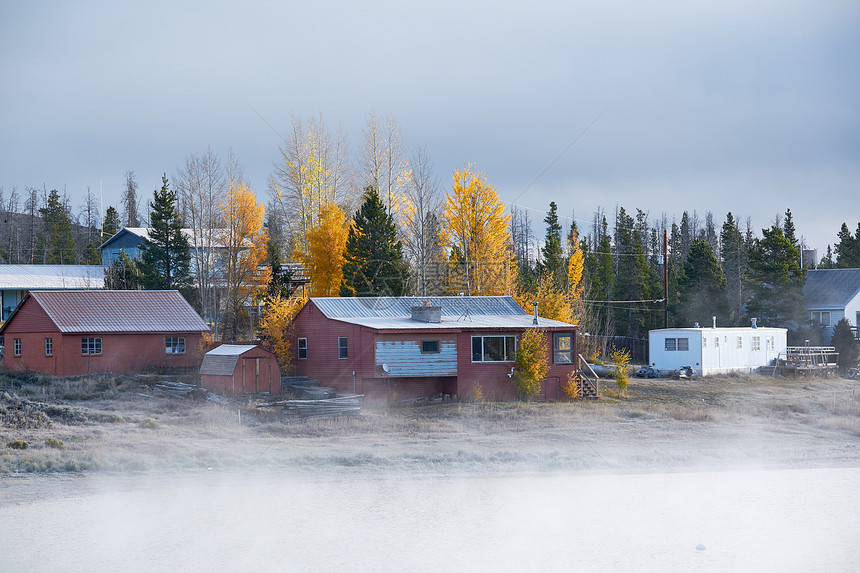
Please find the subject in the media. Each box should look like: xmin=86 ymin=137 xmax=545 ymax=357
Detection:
xmin=13 ymin=338 xmax=21 ymax=356
xmin=421 ymin=340 xmax=440 ymax=354
xmin=165 ymin=337 xmax=186 ymax=354
xmin=553 ymin=332 xmax=573 ymax=364
xmin=752 ymin=336 xmax=761 ymax=351
xmin=298 ymin=338 xmax=308 ymax=359
xmin=82 ymin=337 xmax=102 ymax=355
xmin=338 ymin=337 xmax=348 ymax=359
xmin=471 ymin=335 xmax=516 ymax=362
xmin=45 ymin=338 xmax=53 ymax=356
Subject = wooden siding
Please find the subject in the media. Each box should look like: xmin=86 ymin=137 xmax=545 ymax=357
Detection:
xmin=374 ymin=339 xmax=457 ymax=377
xmin=201 ymin=351 xmax=280 ymax=395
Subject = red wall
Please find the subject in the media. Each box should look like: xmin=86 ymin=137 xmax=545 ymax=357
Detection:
xmin=201 ymin=350 xmax=281 ymax=395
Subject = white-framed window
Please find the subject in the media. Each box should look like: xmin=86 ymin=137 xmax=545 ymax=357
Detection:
xmin=13 ymin=338 xmax=22 ymax=356
xmin=715 ymin=337 xmax=720 ymax=348
xmin=471 ymin=335 xmax=516 ymax=362
xmin=45 ymin=337 xmax=53 ymax=356
xmin=82 ymin=337 xmax=102 ymax=355
xmin=165 ymin=336 xmax=186 ymax=354
xmin=665 ymin=338 xmax=676 ymax=351
xmin=752 ymin=336 xmax=761 ymax=351
xmin=678 ymin=337 xmax=689 ymax=351
xmin=737 ymin=336 xmax=743 ymax=349
xmin=298 ymin=337 xmax=307 ymax=359
xmin=553 ymin=332 xmax=573 ymax=364
xmin=665 ymin=337 xmax=689 ymax=351
xmin=421 ymin=340 xmax=440 ymax=354
xmin=811 ymin=311 xmax=831 ymax=327
xmin=338 ymin=336 xmax=348 ymax=359
xmin=766 ymin=336 xmax=774 ymax=351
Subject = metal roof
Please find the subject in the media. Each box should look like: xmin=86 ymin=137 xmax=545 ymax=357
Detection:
xmin=0 ymin=265 xmax=107 ymax=290
xmin=804 ymin=269 xmax=860 ymax=309
xmin=21 ymin=290 xmax=209 ymax=333
xmin=99 ymin=227 xmax=238 ymax=250
xmin=309 ymin=296 xmax=576 ymax=330
xmin=199 ymin=345 xmax=270 ymax=375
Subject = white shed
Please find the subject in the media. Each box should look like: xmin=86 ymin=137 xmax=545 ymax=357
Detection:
xmin=648 ymin=326 xmax=787 ymax=376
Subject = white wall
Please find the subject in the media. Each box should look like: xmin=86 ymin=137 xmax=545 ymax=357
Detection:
xmin=649 ymin=328 xmax=787 ymax=375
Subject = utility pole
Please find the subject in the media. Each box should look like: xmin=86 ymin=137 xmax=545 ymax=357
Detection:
xmin=663 ymin=229 xmax=669 ymax=328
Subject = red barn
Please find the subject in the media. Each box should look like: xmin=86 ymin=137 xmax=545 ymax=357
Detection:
xmin=0 ymin=290 xmax=208 ymax=376
xmin=199 ymin=344 xmax=281 ymax=395
xmin=292 ymin=296 xmax=579 ymax=401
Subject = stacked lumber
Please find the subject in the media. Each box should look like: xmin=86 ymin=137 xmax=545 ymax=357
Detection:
xmin=257 ymin=395 xmax=362 ymax=419
xmin=153 ymin=380 xmax=199 ymax=397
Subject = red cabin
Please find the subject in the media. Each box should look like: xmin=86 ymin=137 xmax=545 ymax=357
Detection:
xmin=291 ymin=296 xmax=578 ymax=401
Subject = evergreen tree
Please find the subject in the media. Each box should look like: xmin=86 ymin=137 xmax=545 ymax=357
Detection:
xmin=340 ymin=186 xmax=410 ymax=297
xmin=819 ymin=245 xmax=836 ymax=269
xmin=138 ymin=175 xmax=195 ymax=303
xmin=831 ymin=318 xmax=859 ymax=372
xmin=745 ymin=225 xmax=807 ymax=338
xmin=612 ymin=207 xmax=658 ymax=338
xmin=539 ymin=201 xmax=565 ymax=286
xmin=266 ymin=233 xmax=293 ymax=299
xmin=38 ymin=189 xmax=76 ymax=264
xmin=104 ymin=250 xmax=144 ymax=290
xmin=102 ymin=206 xmax=121 ymax=240
xmin=677 ymin=239 xmax=729 ymax=327
xmin=835 ymin=222 xmax=860 ymax=268
xmin=720 ymin=212 xmax=746 ymax=324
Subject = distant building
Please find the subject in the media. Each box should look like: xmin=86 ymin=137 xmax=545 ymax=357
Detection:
xmin=648 ymin=324 xmax=787 ymax=376
xmin=803 ymin=268 xmax=860 ymax=342
xmin=0 ymin=290 xmax=208 ymax=376
xmin=0 ymin=264 xmax=107 ymax=321
xmin=200 ymin=344 xmax=281 ymax=395
xmin=292 ymin=296 xmax=579 ymax=401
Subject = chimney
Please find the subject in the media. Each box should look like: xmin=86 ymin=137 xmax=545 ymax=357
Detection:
xmin=751 ymin=318 xmax=757 ymax=329
xmin=411 ymin=303 xmax=441 ymax=323
xmin=532 ymin=302 xmax=539 ymax=326
xmin=712 ymin=316 xmax=717 ymax=329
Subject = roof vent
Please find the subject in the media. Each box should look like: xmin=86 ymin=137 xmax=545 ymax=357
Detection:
xmin=751 ymin=318 xmax=757 ymax=329
xmin=411 ymin=304 xmax=441 ymax=323
xmin=712 ymin=316 xmax=717 ymax=329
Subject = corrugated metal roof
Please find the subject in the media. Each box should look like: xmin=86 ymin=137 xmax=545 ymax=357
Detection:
xmin=206 ymin=344 xmax=258 ymax=356
xmin=0 ymin=265 xmax=107 ymax=289
xmin=27 ymin=290 xmax=209 ymax=333
xmin=100 ymin=227 xmax=240 ymax=250
xmin=309 ymin=296 xmax=576 ymax=329
xmin=804 ymin=269 xmax=860 ymax=308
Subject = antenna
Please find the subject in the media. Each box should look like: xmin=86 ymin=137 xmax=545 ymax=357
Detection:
xmin=381 ymin=364 xmax=390 ymax=373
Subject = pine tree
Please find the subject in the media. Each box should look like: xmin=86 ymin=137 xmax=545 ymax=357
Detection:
xmin=720 ymin=212 xmax=746 ymax=324
xmin=539 ymin=201 xmax=565 ymax=287
xmin=745 ymin=225 xmax=807 ymax=338
xmin=831 ymin=318 xmax=859 ymax=371
xmin=38 ymin=189 xmax=76 ymax=264
xmin=677 ymin=239 xmax=729 ymax=327
xmin=138 ymin=175 xmax=195 ymax=305
xmin=340 ymin=186 xmax=410 ymax=297
xmin=102 ymin=206 xmax=121 ymax=240
xmin=835 ymin=222 xmax=860 ymax=268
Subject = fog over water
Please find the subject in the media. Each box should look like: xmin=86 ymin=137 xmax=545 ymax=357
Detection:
xmin=2 ymin=467 xmax=858 ymax=572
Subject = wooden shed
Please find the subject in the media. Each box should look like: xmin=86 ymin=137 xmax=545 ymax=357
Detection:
xmin=199 ymin=344 xmax=281 ymax=395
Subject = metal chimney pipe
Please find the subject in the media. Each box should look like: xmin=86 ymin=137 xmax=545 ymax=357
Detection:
xmin=532 ymin=302 xmax=539 ymax=326
xmin=751 ymin=318 xmax=757 ymax=329
xmin=712 ymin=316 xmax=717 ymax=329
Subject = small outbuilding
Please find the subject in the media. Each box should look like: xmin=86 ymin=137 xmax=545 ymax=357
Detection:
xmin=648 ymin=324 xmax=787 ymax=376
xmin=199 ymin=344 xmax=281 ymax=395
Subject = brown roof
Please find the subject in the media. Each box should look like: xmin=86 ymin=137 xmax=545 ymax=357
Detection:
xmin=25 ymin=290 xmax=208 ymax=333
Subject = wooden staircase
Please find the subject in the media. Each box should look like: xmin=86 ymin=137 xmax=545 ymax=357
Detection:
xmin=576 ymin=354 xmax=601 ymax=400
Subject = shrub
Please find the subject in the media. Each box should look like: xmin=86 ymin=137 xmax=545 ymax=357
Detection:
xmin=610 ymin=347 xmax=631 ymax=397
xmin=470 ymin=382 xmax=485 ymax=402
xmin=513 ymin=328 xmax=549 ymax=400
xmin=44 ymin=437 xmax=64 ymax=448
xmin=6 ymin=440 xmax=28 ymax=449
xmin=138 ymin=417 xmax=159 ymax=429
xmin=562 ymin=371 xmax=581 ymax=400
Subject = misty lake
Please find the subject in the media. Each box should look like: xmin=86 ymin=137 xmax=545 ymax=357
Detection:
xmin=2 ymin=466 xmax=859 ymax=572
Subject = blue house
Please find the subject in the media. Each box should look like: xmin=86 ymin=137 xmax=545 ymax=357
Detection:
xmin=803 ymin=268 xmax=860 ymax=342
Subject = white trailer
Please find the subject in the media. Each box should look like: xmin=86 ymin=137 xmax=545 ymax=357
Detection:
xmin=648 ymin=326 xmax=787 ymax=376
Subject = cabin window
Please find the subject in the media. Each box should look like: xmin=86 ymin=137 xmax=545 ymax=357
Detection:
xmin=165 ymin=336 xmax=186 ymax=354
xmin=752 ymin=336 xmax=761 ymax=351
xmin=45 ymin=338 xmax=53 ymax=356
xmin=736 ymin=336 xmax=743 ymax=349
xmin=421 ymin=340 xmax=440 ymax=354
xmin=471 ymin=335 xmax=516 ymax=362
xmin=82 ymin=337 xmax=102 ymax=355
xmin=553 ymin=332 xmax=573 ymax=364
xmin=13 ymin=338 xmax=22 ymax=356
xmin=664 ymin=337 xmax=688 ymax=351
xmin=811 ymin=311 xmax=831 ymax=327
xmin=338 ymin=337 xmax=348 ymax=359
xmin=298 ymin=338 xmax=308 ymax=359
xmin=766 ymin=336 xmax=774 ymax=351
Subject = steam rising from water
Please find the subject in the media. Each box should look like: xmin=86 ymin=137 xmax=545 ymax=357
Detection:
xmin=2 ymin=467 xmax=858 ymax=572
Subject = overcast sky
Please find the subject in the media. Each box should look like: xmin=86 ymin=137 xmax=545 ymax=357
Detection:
xmin=2 ymin=0 xmax=858 ymax=254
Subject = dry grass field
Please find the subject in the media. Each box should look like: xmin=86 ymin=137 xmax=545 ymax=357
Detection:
xmin=1 ymin=369 xmax=859 ymax=478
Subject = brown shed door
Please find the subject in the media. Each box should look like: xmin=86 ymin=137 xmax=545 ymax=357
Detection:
xmin=241 ymin=357 xmax=263 ymax=393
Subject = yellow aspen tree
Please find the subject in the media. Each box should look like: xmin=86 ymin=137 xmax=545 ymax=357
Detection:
xmin=513 ymin=327 xmax=550 ymax=400
xmin=300 ymin=202 xmax=350 ymax=296
xmin=568 ymin=226 xmax=585 ymax=324
xmin=259 ymin=293 xmax=308 ymax=365
xmin=219 ymin=182 xmax=270 ymax=340
xmin=439 ymin=166 xmax=513 ymax=295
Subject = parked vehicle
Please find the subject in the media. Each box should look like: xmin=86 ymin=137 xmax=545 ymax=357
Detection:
xmin=673 ymin=365 xmax=696 ymax=379
xmin=635 ymin=366 xmax=659 ymax=378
